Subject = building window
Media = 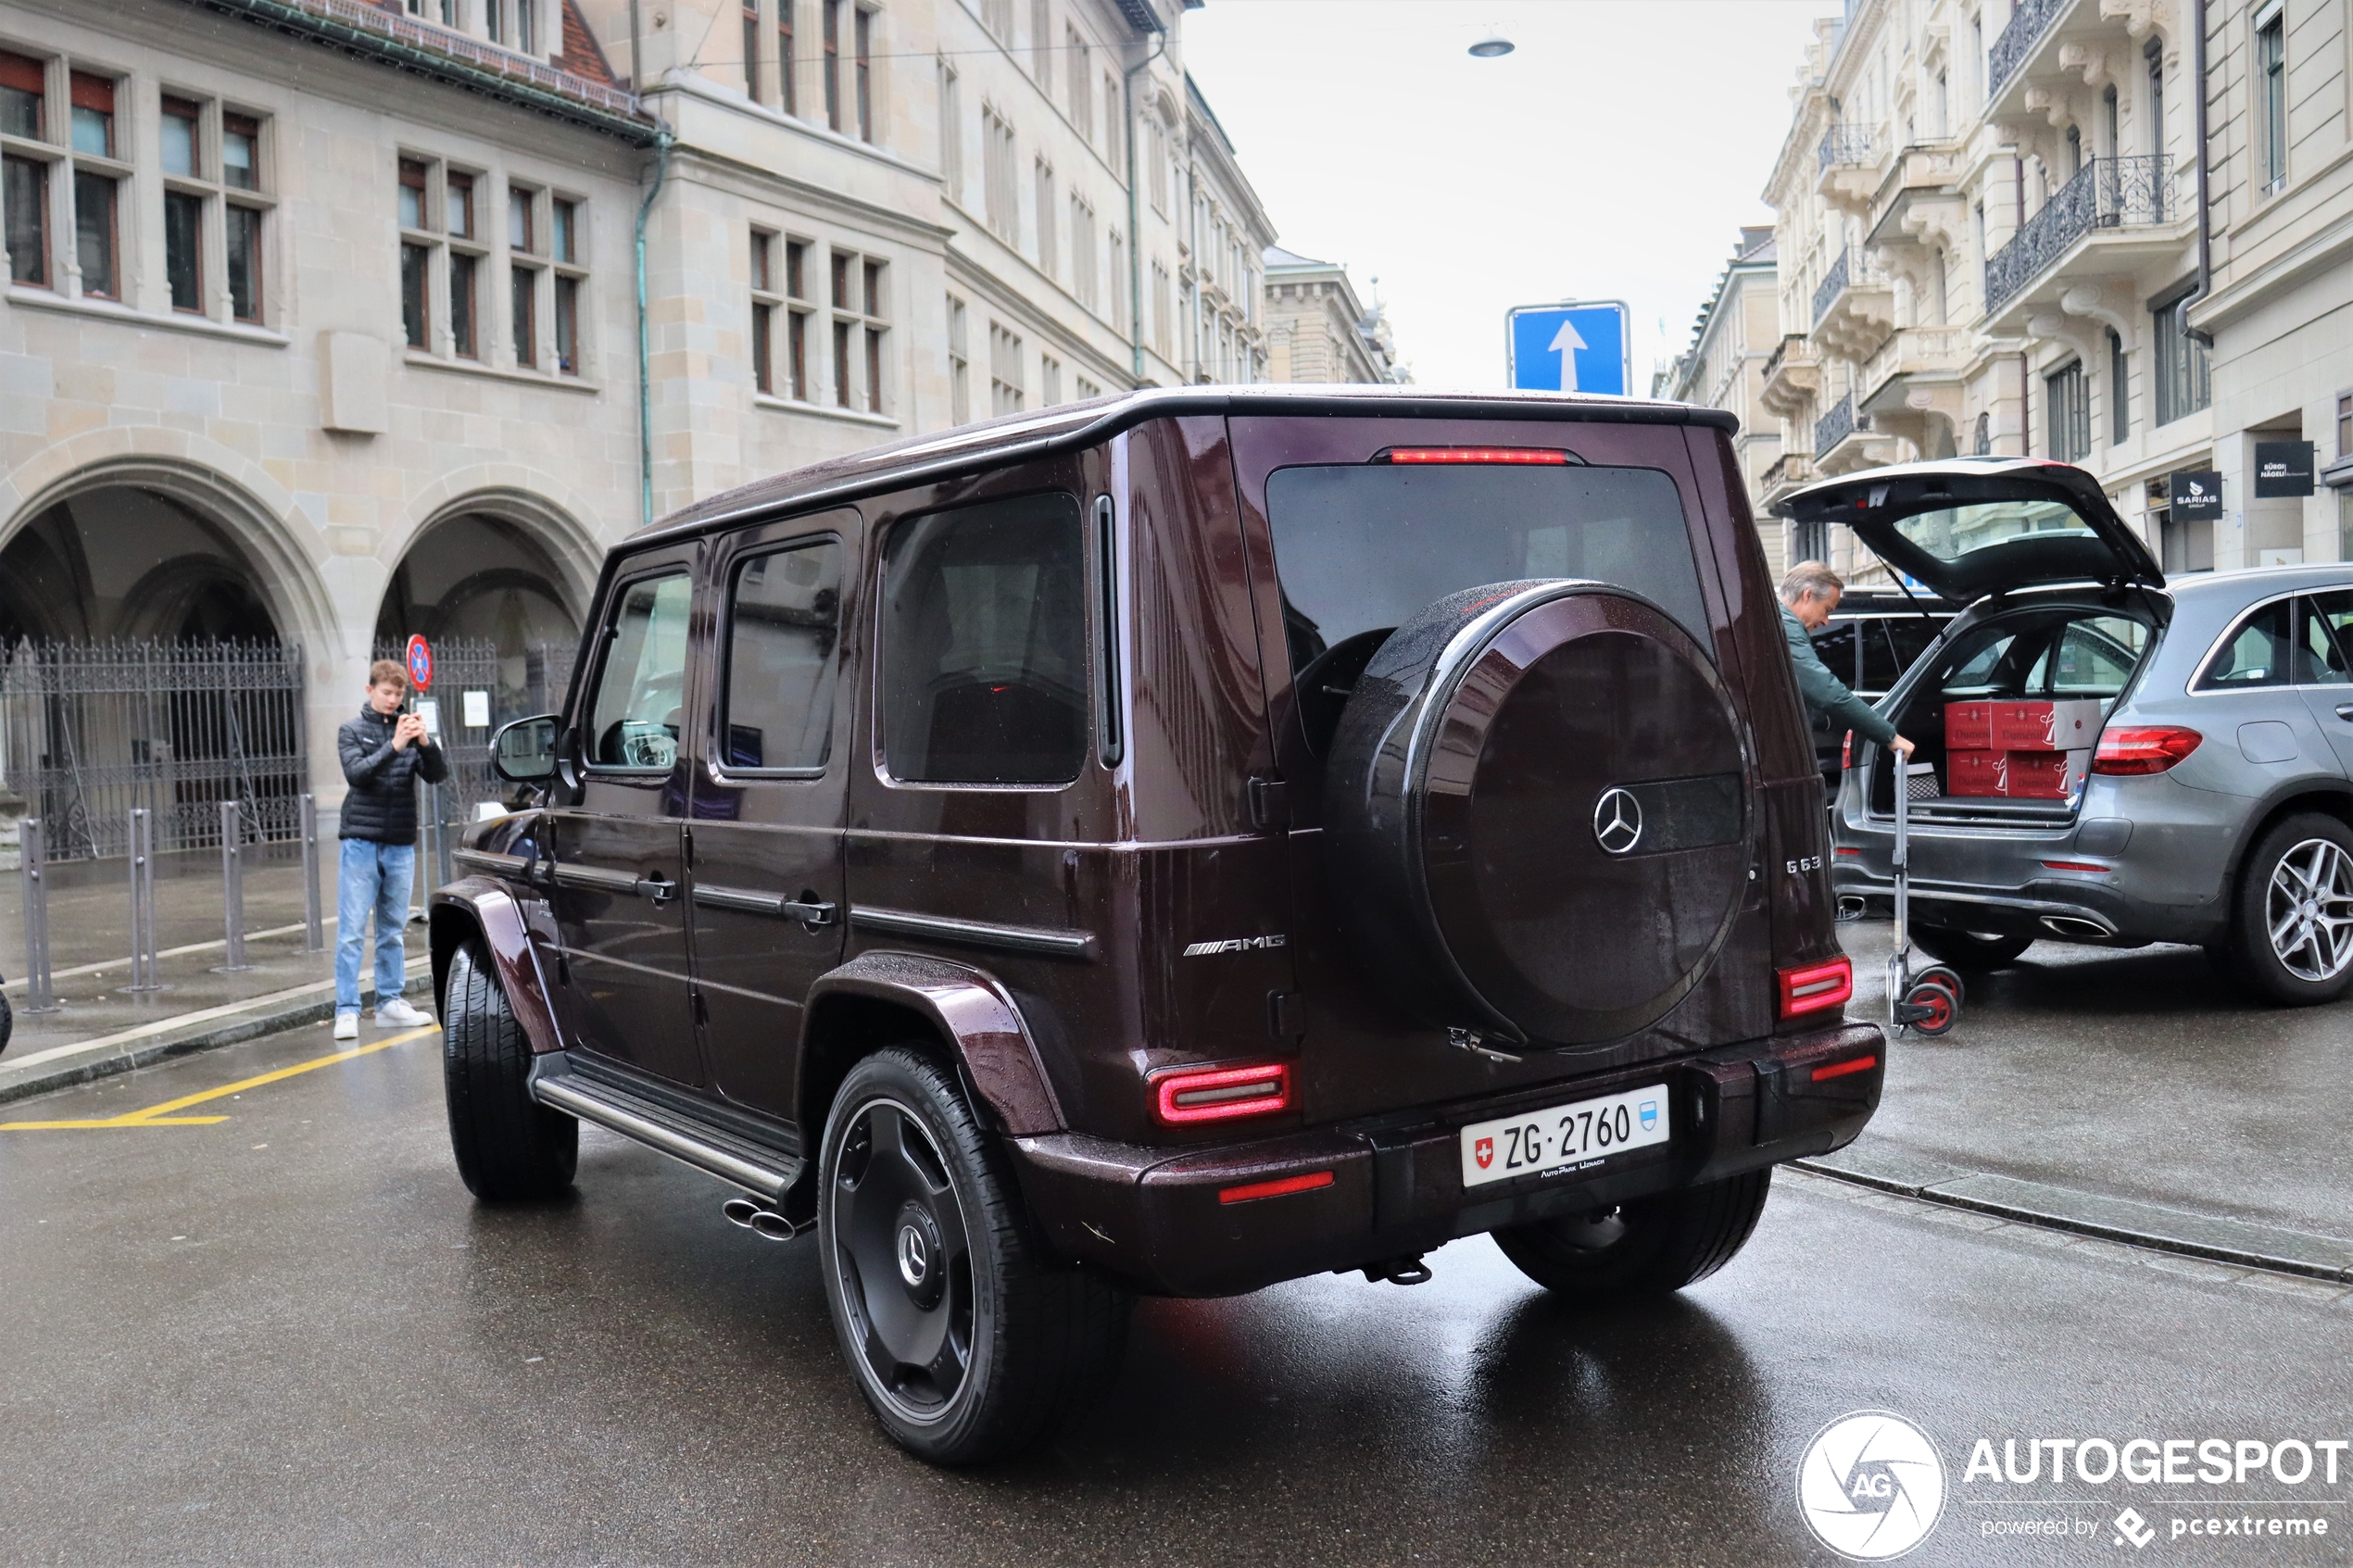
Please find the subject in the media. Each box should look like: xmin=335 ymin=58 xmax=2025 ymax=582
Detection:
xmin=2045 ymin=360 xmax=2089 ymax=463
xmin=823 ymin=0 xmax=842 ymax=132
xmin=68 ymin=70 xmax=110 ymax=157
xmin=1075 ymin=374 xmax=1100 ymax=400
xmin=750 ymin=227 xmax=776 ymax=394
xmin=1107 ymin=228 xmax=1125 ymax=332
xmin=983 ymin=105 xmax=1016 ymax=243
xmin=853 ymin=5 xmax=873 ymax=143
xmin=510 ymin=184 xmax=540 ymax=370
xmin=518 ymin=0 xmax=535 ymax=53
xmin=2145 ymin=40 xmax=2164 ymax=157
xmin=0 ymin=49 xmax=41 ymax=139
xmin=1034 ymin=159 xmax=1055 ymax=274
xmin=2152 ymin=293 xmax=2209 ymax=425
xmin=2338 ymin=390 xmax=2352 ymax=458
xmin=445 ymin=170 xmax=481 ymax=357
xmin=2256 ymin=8 xmax=2286 ymax=194
xmin=1102 ymin=70 xmax=1120 ymax=169
xmin=948 ymin=294 xmax=970 ymax=423
xmin=988 ymin=321 xmax=1023 ymax=413
xmin=742 ymin=0 xmax=761 ymax=100
xmin=1066 ymin=27 xmax=1091 ymax=134
xmin=150 ymin=96 xmax=272 ymax=323
xmin=828 ymin=248 xmax=887 ymax=412
xmin=1150 ymin=259 xmax=1170 ymax=357
xmin=938 ymin=62 xmax=961 ymax=197
xmin=1070 ymin=194 xmax=1097 ymax=311
xmin=778 ymin=0 xmax=798 ymax=115
xmin=980 ymin=0 xmax=1012 ymax=43
xmin=1973 ymin=410 xmax=1991 ymax=455
xmin=553 ymin=197 xmax=584 ymax=373
xmin=785 ymin=236 xmax=810 ymax=397
xmin=2108 ymin=329 xmax=2129 ymax=445
xmin=2102 ymin=83 xmax=2120 ymax=158
xmin=164 ymin=190 xmax=200 ymax=310
xmin=1039 ymin=353 xmax=1061 ymax=406
xmin=403 ymin=156 xmax=574 ymax=367
xmin=1031 ymin=0 xmax=1052 ymax=88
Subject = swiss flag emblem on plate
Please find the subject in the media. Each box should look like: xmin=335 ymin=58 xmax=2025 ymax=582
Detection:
xmin=1474 ymin=1136 xmax=1495 ymax=1170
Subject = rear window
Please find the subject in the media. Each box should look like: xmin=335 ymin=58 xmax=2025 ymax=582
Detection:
xmin=1893 ymin=496 xmax=2095 ymax=565
xmin=1264 ymin=463 xmax=1709 ymax=683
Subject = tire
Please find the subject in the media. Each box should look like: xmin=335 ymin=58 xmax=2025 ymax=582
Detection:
xmin=1910 ymin=927 xmax=2032 ymax=971
xmin=1491 ymin=1168 xmax=1773 ymax=1308
xmin=2230 ymin=812 xmax=2353 ymax=1006
xmin=442 ymin=942 xmax=577 ymax=1199
xmin=1902 ymin=979 xmax=1959 ymax=1036
xmin=0 ymin=987 xmax=12 ymax=1054
xmin=818 ymin=1047 xmax=1130 ymax=1465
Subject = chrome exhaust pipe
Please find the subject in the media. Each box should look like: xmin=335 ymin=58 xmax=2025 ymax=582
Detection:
xmin=749 ymin=1209 xmax=809 ymax=1242
xmin=2041 ymin=915 xmax=2113 ymax=939
xmin=721 ymin=1197 xmax=761 ymax=1228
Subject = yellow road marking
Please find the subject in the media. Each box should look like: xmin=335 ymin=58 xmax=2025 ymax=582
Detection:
xmin=0 ymin=1024 xmax=441 ymax=1132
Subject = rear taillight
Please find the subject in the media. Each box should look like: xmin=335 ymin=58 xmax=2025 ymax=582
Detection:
xmin=1151 ymin=1061 xmax=1291 ymax=1125
xmin=1778 ymin=957 xmax=1853 ymax=1019
xmin=2092 ymin=725 xmax=2201 ymax=775
xmin=1378 ymin=446 xmax=1570 ymax=466
xmin=1810 ymin=1053 xmax=1879 ymax=1082
xmin=1840 ymin=730 xmax=1853 ymax=771
xmin=1218 ymin=1171 xmax=1334 ymax=1204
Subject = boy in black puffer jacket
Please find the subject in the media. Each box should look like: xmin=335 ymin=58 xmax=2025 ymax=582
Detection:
xmin=333 ymin=659 xmax=447 ymax=1039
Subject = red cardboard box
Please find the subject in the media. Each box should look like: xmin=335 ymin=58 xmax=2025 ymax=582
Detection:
xmin=1991 ymin=698 xmax=2104 ymax=751
xmin=1944 ymin=701 xmax=1995 ymax=750
xmin=1944 ymin=747 xmax=2091 ymax=799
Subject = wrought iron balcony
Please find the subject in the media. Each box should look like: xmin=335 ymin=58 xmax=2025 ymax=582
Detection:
xmin=1988 ymin=0 xmax=2069 ymax=96
xmin=1817 ymin=121 xmax=1880 ymax=174
xmin=1814 ymin=392 xmax=1868 ymax=459
xmin=1811 ymin=248 xmax=1852 ymax=326
xmin=1983 ymin=156 xmax=2171 ymax=311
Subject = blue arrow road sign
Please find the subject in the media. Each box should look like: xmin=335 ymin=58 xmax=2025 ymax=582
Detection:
xmin=1506 ymin=301 xmax=1631 ymax=396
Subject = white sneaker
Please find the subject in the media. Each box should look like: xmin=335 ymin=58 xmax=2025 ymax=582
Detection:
xmin=333 ymin=1010 xmax=360 ymax=1041
xmin=375 ymin=997 xmax=432 ymax=1027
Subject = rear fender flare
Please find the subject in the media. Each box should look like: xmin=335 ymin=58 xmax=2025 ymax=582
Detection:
xmin=799 ymin=951 xmax=1066 ymax=1138
xmin=429 ymin=879 xmax=564 ymax=1055
xmin=2217 ymin=782 xmax=2353 ymax=907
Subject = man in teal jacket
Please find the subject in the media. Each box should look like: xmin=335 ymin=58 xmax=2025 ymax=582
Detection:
xmin=1780 ymin=561 xmax=1916 ymax=761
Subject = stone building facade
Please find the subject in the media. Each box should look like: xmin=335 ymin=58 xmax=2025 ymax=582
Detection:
xmin=1751 ymin=0 xmax=2353 ymax=584
xmin=0 ymin=0 xmax=1288 ymax=819
xmin=1660 ymin=227 xmax=1784 ymax=576
xmin=1260 ymin=245 xmax=1406 ymax=385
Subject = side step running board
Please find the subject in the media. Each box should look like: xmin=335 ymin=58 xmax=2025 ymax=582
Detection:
xmin=532 ymin=1069 xmax=801 ymax=1201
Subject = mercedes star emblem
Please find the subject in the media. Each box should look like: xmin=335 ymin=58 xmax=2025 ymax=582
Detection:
xmin=1592 ymin=787 xmax=1644 ymax=855
xmin=897 ymin=1224 xmax=930 ymax=1288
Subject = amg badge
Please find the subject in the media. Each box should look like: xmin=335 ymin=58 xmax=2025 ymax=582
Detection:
xmin=1183 ymin=935 xmax=1289 ymax=957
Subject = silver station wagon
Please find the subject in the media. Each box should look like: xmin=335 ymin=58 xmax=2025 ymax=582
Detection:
xmin=1781 ymin=457 xmax=2353 ymax=1006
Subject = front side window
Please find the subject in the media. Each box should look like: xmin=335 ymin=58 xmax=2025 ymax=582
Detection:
xmin=2197 ymin=600 xmax=2294 ymax=691
xmin=724 ymin=538 xmax=843 ymax=770
xmin=1265 ymin=461 xmax=1712 ymax=692
xmin=586 ymin=571 xmax=694 ymax=769
xmin=880 ymin=494 xmax=1087 ymax=784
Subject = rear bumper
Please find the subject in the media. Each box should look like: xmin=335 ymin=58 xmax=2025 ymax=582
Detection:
xmin=1006 ymin=1020 xmax=1884 ymax=1298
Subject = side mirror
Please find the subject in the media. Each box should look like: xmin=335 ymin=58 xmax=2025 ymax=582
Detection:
xmin=491 ymin=713 xmax=560 ymax=784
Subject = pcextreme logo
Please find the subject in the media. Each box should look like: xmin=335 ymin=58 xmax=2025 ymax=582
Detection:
xmin=1797 ymin=1411 xmax=1949 ymax=1561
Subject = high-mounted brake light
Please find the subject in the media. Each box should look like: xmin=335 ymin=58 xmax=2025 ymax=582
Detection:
xmin=1218 ymin=1171 xmax=1334 ymax=1205
xmin=1810 ymin=1054 xmax=1879 ymax=1083
xmin=1379 ymin=447 xmax=1570 ymax=466
xmin=1778 ymin=957 xmax=1854 ymax=1019
xmin=2091 ymin=725 xmax=2203 ymax=775
xmin=1151 ymin=1061 xmax=1292 ymax=1125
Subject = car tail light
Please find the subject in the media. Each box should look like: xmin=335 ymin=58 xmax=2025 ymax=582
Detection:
xmin=1151 ymin=1061 xmax=1291 ymax=1125
xmin=1778 ymin=957 xmax=1853 ymax=1018
xmin=1378 ymin=446 xmax=1570 ymax=466
xmin=1218 ymin=1171 xmax=1334 ymax=1205
xmin=1810 ymin=1053 xmax=1879 ymax=1083
xmin=2091 ymin=725 xmax=2202 ymax=775
xmin=1841 ymin=730 xmax=1853 ymax=771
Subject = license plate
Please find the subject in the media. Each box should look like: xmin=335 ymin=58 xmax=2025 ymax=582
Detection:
xmin=1459 ymin=1085 xmax=1670 ymax=1189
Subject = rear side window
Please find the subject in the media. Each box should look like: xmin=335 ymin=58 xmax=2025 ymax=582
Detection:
xmin=2036 ymin=616 xmax=2148 ymax=696
xmin=2298 ymin=592 xmax=2353 ymax=685
xmin=723 ymin=537 xmax=843 ymax=771
xmin=2197 ymin=601 xmax=2293 ymax=691
xmin=585 ymin=571 xmax=692 ymax=770
xmin=880 ymin=493 xmax=1087 ymax=784
xmin=1263 ymin=463 xmax=1709 ymax=681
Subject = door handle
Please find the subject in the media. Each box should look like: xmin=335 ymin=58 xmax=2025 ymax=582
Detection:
xmin=2334 ymin=704 xmax=2353 ymax=721
xmin=635 ymin=872 xmax=678 ymax=904
xmin=780 ymin=897 xmax=837 ymax=927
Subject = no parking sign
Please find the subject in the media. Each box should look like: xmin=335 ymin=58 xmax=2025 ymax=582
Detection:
xmin=405 ymin=633 xmax=434 ymax=694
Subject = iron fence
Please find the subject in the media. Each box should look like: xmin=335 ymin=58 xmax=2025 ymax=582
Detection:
xmin=1812 ymin=248 xmax=1853 ymax=326
xmin=1816 ymin=122 xmax=1880 ymax=174
xmin=1815 ymin=392 xmax=1867 ymax=459
xmin=1988 ymin=0 xmax=2068 ymax=96
xmin=0 ymin=640 xmax=308 ymax=862
xmin=372 ymin=638 xmax=577 ymax=823
xmin=1984 ymin=156 xmax=2171 ymax=312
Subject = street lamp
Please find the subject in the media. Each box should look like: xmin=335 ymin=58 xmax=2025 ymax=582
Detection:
xmin=1467 ymin=32 xmax=1515 ymax=57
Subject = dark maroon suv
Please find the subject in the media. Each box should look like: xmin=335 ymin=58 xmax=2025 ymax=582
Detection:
xmin=433 ymin=386 xmax=1883 ymax=1463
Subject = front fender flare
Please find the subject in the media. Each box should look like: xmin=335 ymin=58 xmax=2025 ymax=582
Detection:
xmin=802 ymin=951 xmax=1066 ymax=1136
xmin=429 ymin=878 xmax=564 ymax=1056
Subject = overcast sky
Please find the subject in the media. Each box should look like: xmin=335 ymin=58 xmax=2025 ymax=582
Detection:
xmin=1180 ymin=0 xmax=1831 ymax=392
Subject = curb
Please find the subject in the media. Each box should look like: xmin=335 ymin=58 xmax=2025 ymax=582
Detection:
xmin=1794 ymin=1148 xmax=2353 ymax=1286
xmin=0 ymin=958 xmax=434 ymax=1108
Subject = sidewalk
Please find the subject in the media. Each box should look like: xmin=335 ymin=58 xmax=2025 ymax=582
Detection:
xmin=0 ymin=853 xmax=434 ymax=1105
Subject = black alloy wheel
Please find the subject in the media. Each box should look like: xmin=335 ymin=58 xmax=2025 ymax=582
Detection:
xmin=442 ymin=943 xmax=577 ymax=1200
xmin=1491 ymin=1169 xmax=1772 ymax=1309
xmin=1910 ymin=927 xmax=2032 ymax=972
xmin=817 ymin=1048 xmax=1130 ymax=1464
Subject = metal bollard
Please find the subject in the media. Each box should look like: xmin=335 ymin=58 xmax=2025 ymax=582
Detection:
xmin=19 ymin=816 xmax=57 ymax=1013
xmin=218 ymin=799 xmax=252 ymax=972
xmin=299 ymin=793 xmax=324 ymax=953
xmin=124 ymin=807 xmax=164 ymax=993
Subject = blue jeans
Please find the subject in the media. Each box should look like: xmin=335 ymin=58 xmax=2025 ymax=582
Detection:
xmin=335 ymin=838 xmax=415 ymax=1012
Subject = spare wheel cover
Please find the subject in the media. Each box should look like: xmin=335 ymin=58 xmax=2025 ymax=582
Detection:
xmin=1323 ymin=580 xmax=1753 ymax=1046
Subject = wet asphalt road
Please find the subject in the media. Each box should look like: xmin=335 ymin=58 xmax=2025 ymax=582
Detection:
xmin=4 ymin=1020 xmax=2353 ymax=1568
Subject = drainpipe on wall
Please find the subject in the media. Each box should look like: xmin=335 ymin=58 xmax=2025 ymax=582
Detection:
xmin=635 ymin=122 xmax=676 ymax=530
xmin=2178 ymin=0 xmax=2213 ymax=347
xmin=1123 ymin=31 xmax=1168 ymax=387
